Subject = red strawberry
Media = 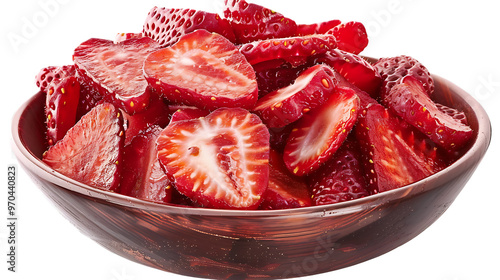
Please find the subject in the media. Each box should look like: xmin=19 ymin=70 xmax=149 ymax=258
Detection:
xmin=383 ymin=76 xmax=473 ymax=150
xmin=142 ymin=7 xmax=235 ymax=48
xmin=73 ymin=37 xmax=160 ymax=115
xmin=326 ymin=21 xmax=368 ymax=54
xmin=114 ymin=32 xmax=144 ymax=43
xmin=259 ymin=150 xmax=311 ymax=210
xmin=144 ymin=30 xmax=258 ymax=110
xmin=239 ymin=34 xmax=337 ymax=66
xmin=253 ymin=64 xmax=338 ymax=128
xmin=268 ymin=123 xmax=294 ymax=152
xmin=43 ymin=103 xmax=124 ymax=191
xmin=297 ymin=19 xmax=341 ymax=36
xmin=355 ymin=104 xmax=438 ymax=193
xmin=253 ymin=59 xmax=309 ymax=97
xmin=436 ymin=103 xmax=469 ymax=125
xmin=283 ymin=87 xmax=360 ymax=176
xmin=120 ymin=125 xmax=172 ymax=204
xmin=35 ymin=65 xmax=76 ymax=93
xmin=45 ymin=76 xmax=81 ymax=146
xmin=168 ymin=105 xmax=209 ymax=124
xmin=156 ymin=108 xmax=270 ymax=209
xmin=307 ymin=138 xmax=369 ymax=205
xmin=223 ymin=0 xmax=297 ymax=44
xmin=374 ymin=55 xmax=434 ymax=98
xmin=310 ymin=49 xmax=382 ymax=97
xmin=75 ymin=76 xmax=104 ymax=120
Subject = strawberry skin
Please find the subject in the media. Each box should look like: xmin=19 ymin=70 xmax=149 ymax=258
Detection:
xmin=43 ymin=103 xmax=124 ymax=191
xmin=253 ymin=64 xmax=338 ymax=128
xmin=156 ymin=108 xmax=270 ymax=209
xmin=326 ymin=21 xmax=368 ymax=54
xmin=384 ymin=76 xmax=474 ymax=150
xmin=73 ymin=37 xmax=160 ymax=115
xmin=168 ymin=105 xmax=209 ymax=124
xmin=142 ymin=7 xmax=235 ymax=48
xmin=36 ymin=65 xmax=76 ymax=93
xmin=144 ymin=30 xmax=258 ymax=110
xmin=297 ymin=19 xmax=341 ymax=36
xmin=284 ymin=87 xmax=360 ymax=176
xmin=253 ymin=59 xmax=309 ymax=97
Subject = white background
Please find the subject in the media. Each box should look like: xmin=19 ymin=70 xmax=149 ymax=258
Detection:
xmin=1 ymin=0 xmax=499 ymax=279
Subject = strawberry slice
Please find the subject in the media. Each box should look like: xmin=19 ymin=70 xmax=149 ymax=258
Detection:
xmin=355 ymin=104 xmax=438 ymax=193
xmin=239 ymin=34 xmax=337 ymax=66
xmin=310 ymin=49 xmax=382 ymax=98
xmin=73 ymin=37 xmax=160 ymax=115
xmin=156 ymin=108 xmax=270 ymax=209
xmin=142 ymin=7 xmax=235 ymax=48
xmin=120 ymin=125 xmax=172 ymax=204
xmin=253 ymin=59 xmax=308 ymax=97
xmin=297 ymin=19 xmax=341 ymax=36
xmin=326 ymin=21 xmax=368 ymax=54
xmin=259 ymin=150 xmax=311 ymax=210
xmin=144 ymin=30 xmax=258 ymax=110
xmin=436 ymin=103 xmax=469 ymax=125
xmin=374 ymin=55 xmax=434 ymax=98
xmin=223 ymin=0 xmax=297 ymax=44
xmin=253 ymin=64 xmax=338 ymax=128
xmin=36 ymin=65 xmax=76 ymax=93
xmin=43 ymin=103 xmax=124 ymax=191
xmin=384 ymin=76 xmax=474 ymax=150
xmin=307 ymin=138 xmax=370 ymax=205
xmin=283 ymin=87 xmax=360 ymax=176
xmin=75 ymin=76 xmax=105 ymax=120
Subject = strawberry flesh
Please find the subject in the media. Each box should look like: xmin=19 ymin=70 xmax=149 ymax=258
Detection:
xmin=326 ymin=21 xmax=368 ymax=54
xmin=156 ymin=108 xmax=270 ymax=209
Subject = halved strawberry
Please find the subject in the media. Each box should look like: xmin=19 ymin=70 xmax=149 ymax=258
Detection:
xmin=142 ymin=7 xmax=235 ymax=48
xmin=120 ymin=125 xmax=172 ymax=204
xmin=307 ymin=138 xmax=369 ymax=205
xmin=374 ymin=55 xmax=434 ymax=98
xmin=43 ymin=103 xmax=124 ymax=191
xmin=326 ymin=21 xmax=368 ymax=54
xmin=36 ymin=65 xmax=76 ymax=93
xmin=259 ymin=150 xmax=311 ymax=210
xmin=115 ymin=32 xmax=144 ymax=43
xmin=253 ymin=64 xmax=338 ymax=128
xmin=283 ymin=87 xmax=360 ymax=176
xmin=297 ymin=19 xmax=341 ymax=36
xmin=253 ymin=59 xmax=308 ymax=97
xmin=310 ymin=49 xmax=382 ymax=97
xmin=144 ymin=30 xmax=258 ymax=110
xmin=156 ymin=108 xmax=270 ymax=209
xmin=223 ymin=0 xmax=297 ymax=44
xmin=73 ymin=37 xmax=160 ymax=115
xmin=384 ymin=76 xmax=473 ymax=150
xmin=355 ymin=104 xmax=438 ymax=193
xmin=239 ymin=34 xmax=337 ymax=66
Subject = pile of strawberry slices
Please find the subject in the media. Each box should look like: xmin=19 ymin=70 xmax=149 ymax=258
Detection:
xmin=37 ymin=0 xmax=474 ymax=210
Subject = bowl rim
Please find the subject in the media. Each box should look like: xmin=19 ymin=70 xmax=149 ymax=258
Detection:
xmin=11 ymin=74 xmax=492 ymax=217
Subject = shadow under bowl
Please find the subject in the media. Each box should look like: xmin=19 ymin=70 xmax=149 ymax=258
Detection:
xmin=12 ymin=74 xmax=491 ymax=279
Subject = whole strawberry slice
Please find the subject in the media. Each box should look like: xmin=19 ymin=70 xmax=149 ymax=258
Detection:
xmin=156 ymin=108 xmax=270 ymax=209
xmin=384 ymin=76 xmax=473 ymax=150
xmin=239 ymin=34 xmax=337 ymax=66
xmin=253 ymin=64 xmax=338 ymax=128
xmin=259 ymin=150 xmax=311 ymax=210
xmin=142 ymin=7 xmax=235 ymax=48
xmin=297 ymin=19 xmax=341 ymax=36
xmin=307 ymin=138 xmax=369 ymax=205
xmin=73 ymin=37 xmax=160 ymax=115
xmin=326 ymin=21 xmax=368 ymax=54
xmin=283 ymin=87 xmax=360 ymax=176
xmin=223 ymin=0 xmax=297 ymax=44
xmin=144 ymin=30 xmax=258 ymax=110
xmin=43 ymin=103 xmax=124 ymax=191
xmin=120 ymin=125 xmax=172 ymax=204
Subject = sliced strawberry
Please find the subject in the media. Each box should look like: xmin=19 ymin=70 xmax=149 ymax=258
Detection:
xmin=144 ymin=30 xmax=258 ymax=110
xmin=253 ymin=59 xmax=309 ymax=97
xmin=142 ymin=7 xmax=235 ymax=48
xmin=35 ymin=65 xmax=76 ymax=93
xmin=384 ymin=76 xmax=474 ymax=150
xmin=156 ymin=108 xmax=270 ymax=209
xmin=168 ymin=105 xmax=209 ymax=124
xmin=73 ymin=37 xmax=160 ymax=115
xmin=239 ymin=34 xmax=336 ymax=66
xmin=253 ymin=64 xmax=338 ymax=128
xmin=45 ymin=76 xmax=80 ymax=146
xmin=283 ymin=87 xmax=360 ymax=176
xmin=355 ymin=104 xmax=438 ymax=193
xmin=297 ymin=19 xmax=341 ymax=36
xmin=436 ymin=103 xmax=469 ymax=125
xmin=120 ymin=125 xmax=172 ymax=204
xmin=259 ymin=150 xmax=311 ymax=210
xmin=307 ymin=138 xmax=369 ymax=205
xmin=223 ymin=0 xmax=297 ymax=44
xmin=43 ymin=103 xmax=124 ymax=191
xmin=114 ymin=32 xmax=144 ymax=43
xmin=374 ymin=55 xmax=434 ymax=98
xmin=310 ymin=49 xmax=381 ymax=98
xmin=75 ymin=75 xmax=105 ymax=120
xmin=326 ymin=21 xmax=368 ymax=54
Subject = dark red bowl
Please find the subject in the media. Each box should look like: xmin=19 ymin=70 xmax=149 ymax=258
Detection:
xmin=12 ymin=74 xmax=491 ymax=279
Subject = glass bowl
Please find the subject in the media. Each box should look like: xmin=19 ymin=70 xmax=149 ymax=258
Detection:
xmin=12 ymin=74 xmax=491 ymax=279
